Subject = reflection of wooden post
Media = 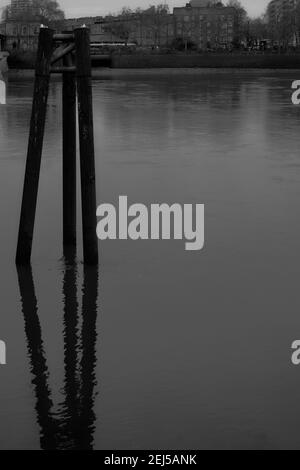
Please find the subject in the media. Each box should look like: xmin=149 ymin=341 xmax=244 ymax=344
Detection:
xmin=75 ymin=27 xmax=98 ymax=266
xmin=17 ymin=266 xmax=57 ymax=450
xmin=79 ymin=265 xmax=98 ymax=449
xmin=63 ymin=53 xmax=77 ymax=246
xmin=16 ymin=28 xmax=54 ymax=265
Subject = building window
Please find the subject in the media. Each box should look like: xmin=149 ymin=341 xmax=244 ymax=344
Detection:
xmin=22 ymin=26 xmax=27 ymax=35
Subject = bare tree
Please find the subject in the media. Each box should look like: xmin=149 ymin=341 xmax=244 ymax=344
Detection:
xmin=140 ymin=5 xmax=171 ymax=47
xmin=266 ymin=0 xmax=298 ymax=49
xmin=248 ymin=17 xmax=268 ymax=42
xmin=32 ymin=0 xmax=65 ymax=23
xmin=104 ymin=4 xmax=171 ymax=47
xmin=1 ymin=5 xmax=12 ymax=20
xmin=295 ymin=2 xmax=300 ymax=46
xmin=2 ymin=0 xmax=64 ymax=23
xmin=104 ymin=7 xmax=138 ymax=45
xmin=226 ymin=0 xmax=247 ymax=46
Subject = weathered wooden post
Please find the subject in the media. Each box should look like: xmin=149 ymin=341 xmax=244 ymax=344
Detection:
xmin=16 ymin=26 xmax=98 ymax=266
xmin=63 ymin=52 xmax=77 ymax=246
xmin=75 ymin=27 xmax=99 ymax=266
xmin=16 ymin=27 xmax=54 ymax=265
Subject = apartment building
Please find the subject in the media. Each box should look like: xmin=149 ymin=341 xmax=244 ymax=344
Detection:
xmin=173 ymin=2 xmax=237 ymax=49
xmin=0 ymin=20 xmax=40 ymax=50
xmin=10 ymin=0 xmax=32 ymax=16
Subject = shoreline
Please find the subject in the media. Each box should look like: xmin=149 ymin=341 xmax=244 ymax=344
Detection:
xmin=6 ymin=67 xmax=300 ymax=80
xmin=7 ymin=51 xmax=300 ymax=72
xmin=111 ymin=52 xmax=300 ymax=69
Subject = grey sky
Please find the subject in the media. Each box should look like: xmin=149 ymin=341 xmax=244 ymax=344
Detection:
xmin=0 ymin=0 xmax=270 ymax=18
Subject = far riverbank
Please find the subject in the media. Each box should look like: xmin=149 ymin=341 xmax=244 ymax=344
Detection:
xmin=6 ymin=67 xmax=300 ymax=81
xmin=112 ymin=52 xmax=300 ymax=69
xmin=7 ymin=51 xmax=300 ymax=70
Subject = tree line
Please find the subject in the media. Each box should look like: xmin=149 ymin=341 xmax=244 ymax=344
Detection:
xmin=1 ymin=0 xmax=65 ymax=23
xmin=103 ymin=1 xmax=270 ymax=49
xmin=227 ymin=0 xmax=300 ymax=48
xmin=2 ymin=0 xmax=300 ymax=49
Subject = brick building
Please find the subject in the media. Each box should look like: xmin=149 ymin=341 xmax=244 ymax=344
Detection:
xmin=11 ymin=0 xmax=32 ymax=16
xmin=0 ymin=1 xmax=39 ymax=51
xmin=63 ymin=17 xmax=117 ymax=43
xmin=173 ymin=2 xmax=236 ymax=50
xmin=0 ymin=21 xmax=40 ymax=51
xmin=129 ymin=11 xmax=174 ymax=47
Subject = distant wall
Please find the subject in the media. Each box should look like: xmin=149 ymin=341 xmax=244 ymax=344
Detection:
xmin=7 ymin=51 xmax=300 ymax=70
xmin=8 ymin=50 xmax=36 ymax=68
xmin=111 ymin=53 xmax=300 ymax=69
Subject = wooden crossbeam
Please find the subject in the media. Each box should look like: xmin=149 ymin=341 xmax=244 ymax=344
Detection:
xmin=51 ymin=43 xmax=75 ymax=65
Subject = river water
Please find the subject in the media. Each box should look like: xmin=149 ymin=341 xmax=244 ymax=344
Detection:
xmin=1 ymin=69 xmax=300 ymax=450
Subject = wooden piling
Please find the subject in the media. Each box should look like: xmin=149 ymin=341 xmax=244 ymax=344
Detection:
xmin=74 ymin=27 xmax=98 ymax=265
xmin=16 ymin=28 xmax=54 ymax=265
xmin=16 ymin=27 xmax=99 ymax=265
xmin=63 ymin=53 xmax=77 ymax=246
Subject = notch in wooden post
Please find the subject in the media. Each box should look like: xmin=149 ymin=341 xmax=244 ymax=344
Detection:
xmin=74 ymin=27 xmax=99 ymax=265
xmin=16 ymin=28 xmax=54 ymax=265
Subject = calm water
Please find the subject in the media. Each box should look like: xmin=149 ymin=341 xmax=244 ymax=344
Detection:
xmin=1 ymin=69 xmax=300 ymax=449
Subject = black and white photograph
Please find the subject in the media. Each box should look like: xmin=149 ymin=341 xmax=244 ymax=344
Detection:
xmin=1 ymin=0 xmax=300 ymax=453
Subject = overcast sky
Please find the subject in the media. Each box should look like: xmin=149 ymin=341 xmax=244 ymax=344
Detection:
xmin=0 ymin=0 xmax=270 ymax=18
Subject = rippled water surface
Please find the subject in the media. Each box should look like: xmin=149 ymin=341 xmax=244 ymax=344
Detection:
xmin=1 ymin=69 xmax=300 ymax=449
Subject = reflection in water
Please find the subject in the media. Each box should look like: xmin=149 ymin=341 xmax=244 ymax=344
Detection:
xmin=16 ymin=257 xmax=99 ymax=450
xmin=3 ymin=71 xmax=300 ymax=449
xmin=79 ymin=264 xmax=99 ymax=450
xmin=60 ymin=246 xmax=80 ymax=450
xmin=17 ymin=267 xmax=57 ymax=449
